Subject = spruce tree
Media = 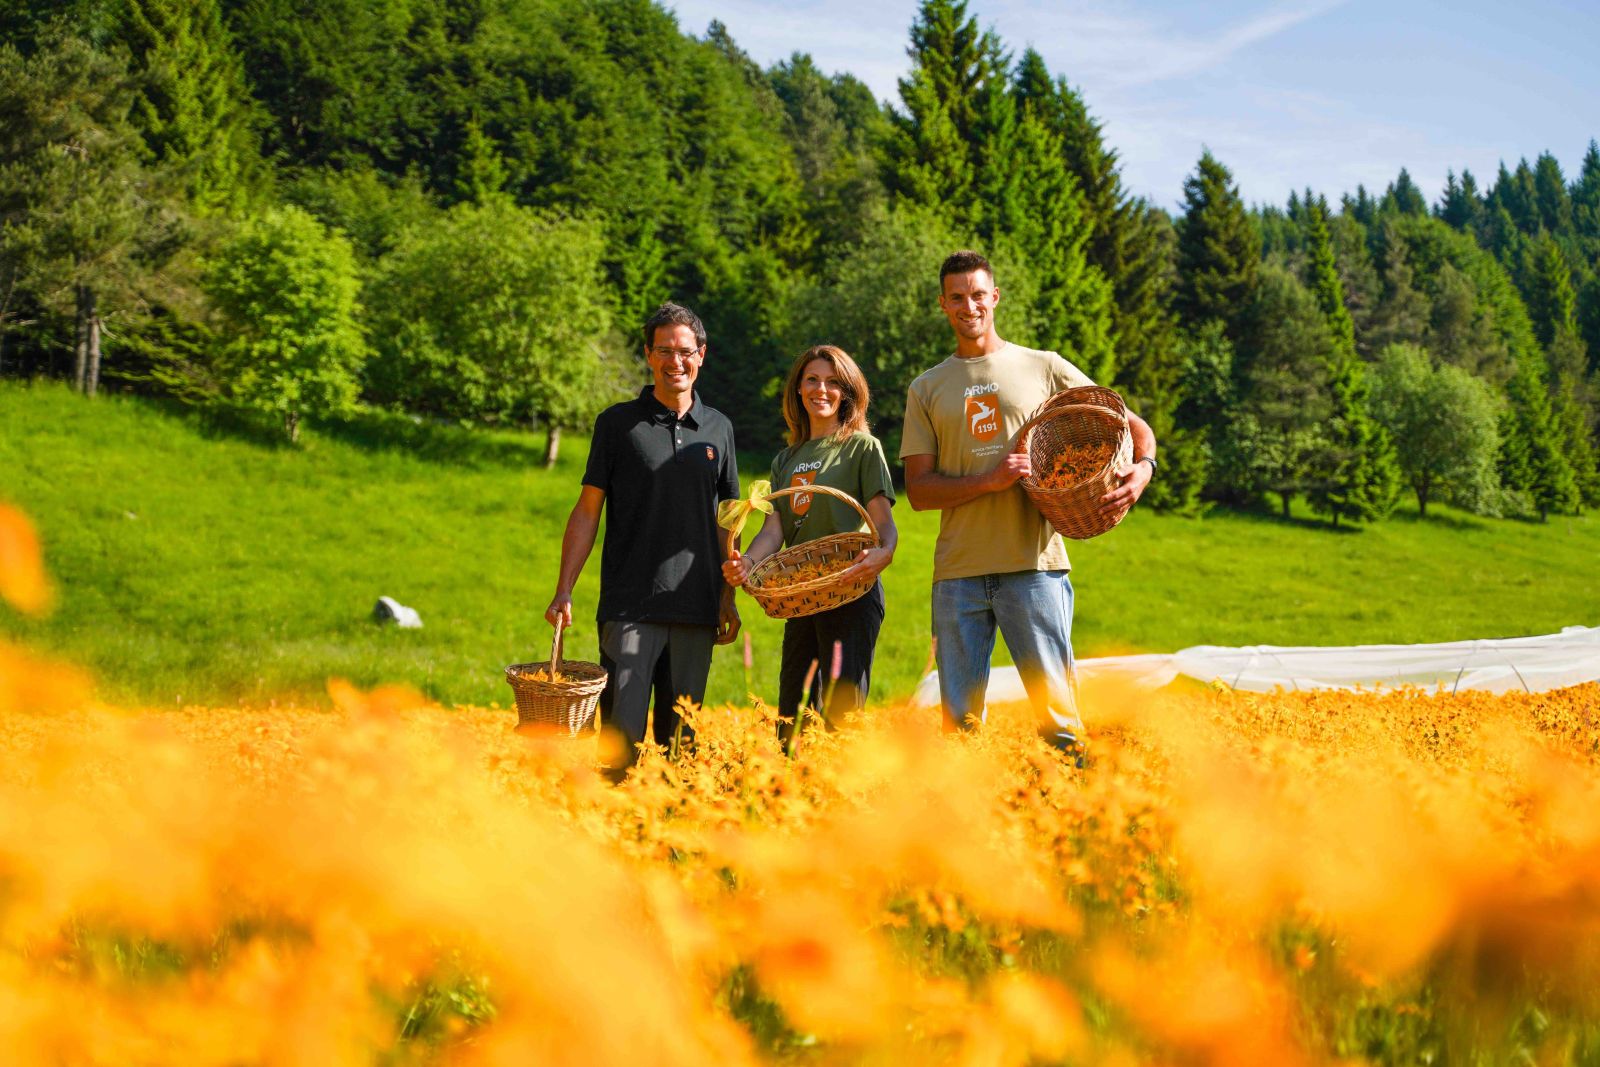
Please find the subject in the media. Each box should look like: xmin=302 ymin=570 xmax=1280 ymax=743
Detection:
xmin=1303 ymin=198 xmax=1399 ymax=525
xmin=1013 ymin=52 xmax=1198 ymax=507
xmin=1305 ymin=198 xmax=1356 ymax=351
xmin=1523 ymin=232 xmax=1580 ymax=348
xmin=1004 ymin=108 xmax=1113 ymax=379
xmin=1175 ymin=150 xmax=1260 ymax=346
xmin=1574 ymin=141 xmax=1600 ymax=245
xmin=1489 ymin=160 xmax=1540 ymax=237
xmin=1552 ymin=366 xmax=1600 ymax=508
xmin=1228 ymin=265 xmax=1334 ymax=515
xmin=1532 ymin=152 xmax=1573 ymax=235
xmin=1382 ymin=167 xmax=1427 ymax=216
xmin=1367 ymin=219 xmax=1431 ymax=351
xmin=1499 ymin=355 xmax=1579 ymax=519
xmin=1343 ymin=185 xmax=1377 ymax=228
xmin=889 ymin=28 xmax=1114 ymax=380
xmin=768 ymin=53 xmax=887 ymax=266
xmin=118 ymin=0 xmax=261 ymax=213
xmin=1426 ymin=263 xmax=1492 ymax=375
xmin=0 ymin=30 xmax=169 ymax=396
xmin=1010 ymin=50 xmax=1135 ymax=386
xmin=1437 ymin=169 xmax=1484 ymax=233
xmin=1329 ymin=213 xmax=1380 ymax=356
xmin=888 ymin=0 xmax=1009 ymax=234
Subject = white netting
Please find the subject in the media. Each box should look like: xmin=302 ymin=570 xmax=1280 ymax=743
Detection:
xmin=910 ymin=625 xmax=1600 ymax=707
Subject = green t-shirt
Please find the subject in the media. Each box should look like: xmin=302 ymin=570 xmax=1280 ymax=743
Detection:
xmin=769 ymin=431 xmax=896 ymax=547
xmin=899 ymin=342 xmax=1093 ymax=581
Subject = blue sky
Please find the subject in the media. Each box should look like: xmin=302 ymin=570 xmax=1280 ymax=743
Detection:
xmin=664 ymin=0 xmax=1600 ymax=212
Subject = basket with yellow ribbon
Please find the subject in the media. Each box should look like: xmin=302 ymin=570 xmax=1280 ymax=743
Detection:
xmin=718 ymin=479 xmax=880 ymax=620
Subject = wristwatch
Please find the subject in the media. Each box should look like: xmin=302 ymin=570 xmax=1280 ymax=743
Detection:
xmin=1137 ymin=455 xmax=1158 ymax=474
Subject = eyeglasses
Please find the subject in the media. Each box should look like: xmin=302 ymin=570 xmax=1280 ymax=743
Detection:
xmin=649 ymin=346 xmax=702 ymax=361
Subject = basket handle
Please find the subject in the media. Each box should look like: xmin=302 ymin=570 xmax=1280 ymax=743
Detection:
xmin=765 ymin=483 xmax=880 ymax=545
xmin=1014 ymin=403 xmax=1127 ymax=454
xmin=549 ymin=616 xmax=565 ymax=675
xmin=723 ymin=483 xmax=881 ymax=557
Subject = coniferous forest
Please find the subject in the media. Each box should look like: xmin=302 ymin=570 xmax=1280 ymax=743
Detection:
xmin=4 ymin=0 xmax=1599 ymax=526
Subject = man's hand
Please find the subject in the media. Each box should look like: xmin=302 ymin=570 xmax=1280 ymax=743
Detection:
xmin=716 ymin=594 xmax=742 ymax=645
xmin=986 ymin=447 xmax=1032 ymax=490
xmin=837 ymin=545 xmax=894 ymax=584
xmin=721 ymin=550 xmax=750 ymax=587
xmin=544 ymin=592 xmax=574 ymax=629
xmin=1099 ymin=458 xmax=1153 ymax=516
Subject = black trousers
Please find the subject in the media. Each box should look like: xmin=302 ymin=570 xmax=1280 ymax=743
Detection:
xmin=777 ymin=580 xmax=885 ymax=741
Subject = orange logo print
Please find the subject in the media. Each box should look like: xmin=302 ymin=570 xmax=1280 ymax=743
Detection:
xmin=966 ymin=394 xmax=1000 ymax=441
xmin=788 ymin=471 xmax=816 ymax=515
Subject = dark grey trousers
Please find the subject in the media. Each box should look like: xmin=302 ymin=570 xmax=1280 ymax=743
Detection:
xmin=598 ymin=620 xmax=715 ymax=767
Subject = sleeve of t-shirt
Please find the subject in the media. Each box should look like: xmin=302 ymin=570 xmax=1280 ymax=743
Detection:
xmin=716 ymin=425 xmax=740 ymax=502
xmin=1052 ymin=354 xmax=1095 ymax=391
xmin=581 ymin=410 xmax=612 ymax=492
xmin=857 ymin=436 xmax=897 ymax=506
xmin=899 ymin=381 xmax=937 ymax=459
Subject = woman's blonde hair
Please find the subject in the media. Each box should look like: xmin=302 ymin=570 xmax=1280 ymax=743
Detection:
xmin=780 ymin=345 xmax=871 ymax=447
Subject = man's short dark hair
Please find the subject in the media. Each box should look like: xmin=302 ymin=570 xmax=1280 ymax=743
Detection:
xmin=642 ymin=302 xmax=707 ymax=349
xmin=939 ymin=250 xmax=994 ymax=287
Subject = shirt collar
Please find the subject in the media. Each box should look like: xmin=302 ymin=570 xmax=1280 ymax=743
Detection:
xmin=638 ymin=384 xmax=703 ymax=428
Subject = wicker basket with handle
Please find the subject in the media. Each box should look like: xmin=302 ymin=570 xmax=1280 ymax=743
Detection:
xmin=504 ymin=617 xmax=607 ymax=735
xmin=728 ymin=483 xmax=880 ymax=620
xmin=1016 ymin=384 xmax=1135 ymax=541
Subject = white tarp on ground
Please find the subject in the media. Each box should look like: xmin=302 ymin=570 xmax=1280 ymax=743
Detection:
xmin=910 ymin=626 xmax=1600 ymax=707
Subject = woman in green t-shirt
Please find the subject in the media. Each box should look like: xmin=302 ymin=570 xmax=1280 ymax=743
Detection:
xmin=722 ymin=345 xmax=899 ymax=741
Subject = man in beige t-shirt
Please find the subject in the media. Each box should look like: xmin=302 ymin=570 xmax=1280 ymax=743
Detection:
xmin=901 ymin=250 xmax=1157 ymax=751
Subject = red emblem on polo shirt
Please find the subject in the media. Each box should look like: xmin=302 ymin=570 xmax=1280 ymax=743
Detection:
xmin=705 ymin=445 xmax=715 ymax=462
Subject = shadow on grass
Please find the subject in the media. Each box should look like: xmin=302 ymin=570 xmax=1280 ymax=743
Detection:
xmin=313 ymin=408 xmax=546 ymax=469
xmin=179 ymin=400 xmax=547 ymax=470
xmin=190 ymin=401 xmax=293 ymax=451
xmin=1223 ymin=503 xmax=1364 ymax=535
xmin=1384 ymin=507 xmax=1492 ymax=532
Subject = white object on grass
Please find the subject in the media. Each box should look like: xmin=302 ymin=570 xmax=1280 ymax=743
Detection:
xmin=910 ymin=625 xmax=1600 ymax=706
xmin=373 ymin=596 xmax=423 ymax=629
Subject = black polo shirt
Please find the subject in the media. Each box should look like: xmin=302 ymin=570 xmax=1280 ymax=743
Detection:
xmin=583 ymin=386 xmax=740 ymax=625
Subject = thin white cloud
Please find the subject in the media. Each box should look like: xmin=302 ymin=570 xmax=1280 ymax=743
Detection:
xmin=658 ymin=0 xmax=1593 ymax=210
xmin=990 ymin=0 xmax=1350 ymax=90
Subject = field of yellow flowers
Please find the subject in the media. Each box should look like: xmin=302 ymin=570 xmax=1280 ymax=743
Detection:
xmin=5 ymin=501 xmax=1600 ymax=1064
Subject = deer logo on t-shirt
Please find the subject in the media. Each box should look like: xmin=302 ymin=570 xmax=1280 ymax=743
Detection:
xmin=789 ymin=458 xmax=824 ymax=515
xmin=964 ymin=383 xmax=1001 ymax=442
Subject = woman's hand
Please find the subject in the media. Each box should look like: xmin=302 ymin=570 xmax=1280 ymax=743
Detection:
xmin=722 ymin=549 xmax=750 ymax=587
xmin=838 ymin=545 xmax=893 ymax=584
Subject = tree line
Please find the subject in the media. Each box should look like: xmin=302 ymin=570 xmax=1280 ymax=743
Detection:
xmin=2 ymin=0 xmax=1597 ymax=522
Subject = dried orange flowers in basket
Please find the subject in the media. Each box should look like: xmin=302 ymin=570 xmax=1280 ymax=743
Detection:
xmin=760 ymin=555 xmax=854 ymax=591
xmin=1017 ymin=385 xmax=1135 ymax=540
xmin=1035 ymin=441 xmax=1118 ymax=490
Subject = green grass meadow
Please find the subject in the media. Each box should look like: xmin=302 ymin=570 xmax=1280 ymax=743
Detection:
xmin=2 ymin=381 xmax=1596 ymax=710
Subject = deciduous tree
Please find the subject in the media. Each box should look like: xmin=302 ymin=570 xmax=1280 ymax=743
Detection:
xmin=1370 ymin=343 xmax=1500 ymax=516
xmin=206 ymin=205 xmax=367 ymax=442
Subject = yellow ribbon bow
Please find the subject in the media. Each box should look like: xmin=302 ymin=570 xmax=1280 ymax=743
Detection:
xmin=716 ymin=479 xmax=774 ymax=539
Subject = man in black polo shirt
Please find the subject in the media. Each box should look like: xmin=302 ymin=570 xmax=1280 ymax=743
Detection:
xmin=546 ymin=302 xmax=741 ymax=776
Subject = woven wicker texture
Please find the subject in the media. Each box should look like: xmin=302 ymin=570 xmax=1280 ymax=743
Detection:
xmin=504 ymin=618 xmax=607 ymax=735
xmin=1017 ymin=385 xmax=1135 ymax=540
xmin=728 ymin=484 xmax=880 ymax=620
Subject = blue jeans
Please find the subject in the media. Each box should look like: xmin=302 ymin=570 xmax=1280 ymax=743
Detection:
xmin=931 ymin=570 xmax=1081 ymax=748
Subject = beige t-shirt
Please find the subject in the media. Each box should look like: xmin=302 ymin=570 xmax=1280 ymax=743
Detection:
xmin=900 ymin=342 xmax=1093 ymax=581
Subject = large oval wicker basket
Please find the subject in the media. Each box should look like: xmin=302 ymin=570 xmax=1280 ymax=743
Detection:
xmin=504 ymin=618 xmax=607 ymax=735
xmin=1017 ymin=385 xmax=1135 ymax=541
xmin=728 ymin=484 xmax=880 ymax=620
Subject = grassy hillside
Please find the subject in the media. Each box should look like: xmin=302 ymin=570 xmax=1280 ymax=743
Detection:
xmin=2 ymin=382 xmax=1596 ymax=709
